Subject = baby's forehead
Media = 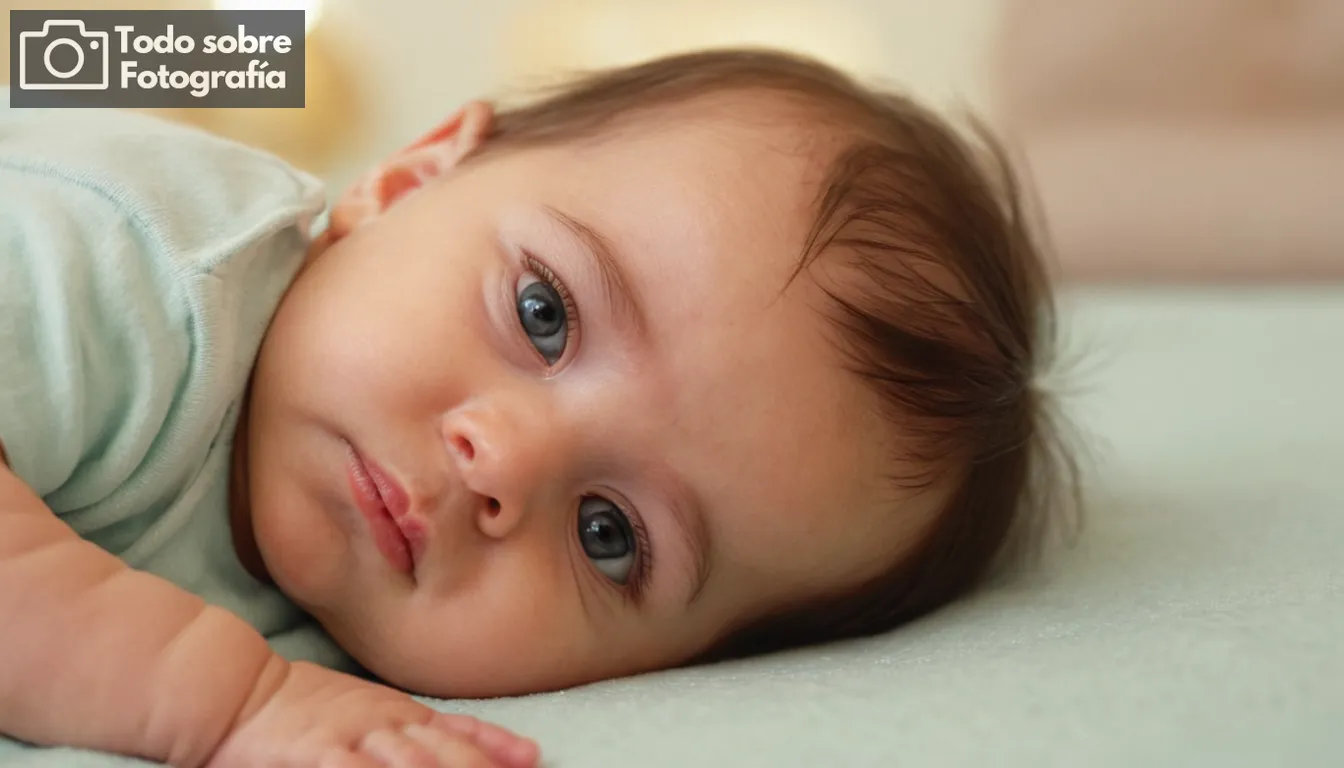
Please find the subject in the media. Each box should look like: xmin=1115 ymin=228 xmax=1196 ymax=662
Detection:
xmin=512 ymin=97 xmax=883 ymax=349
xmin=606 ymin=100 xmax=841 ymax=234
xmin=589 ymin=87 xmax=850 ymax=183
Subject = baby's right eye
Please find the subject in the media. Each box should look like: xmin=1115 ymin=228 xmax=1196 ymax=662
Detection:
xmin=514 ymin=256 xmax=574 ymax=365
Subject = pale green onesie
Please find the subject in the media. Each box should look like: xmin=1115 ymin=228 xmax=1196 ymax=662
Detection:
xmin=0 ymin=88 xmax=348 ymax=669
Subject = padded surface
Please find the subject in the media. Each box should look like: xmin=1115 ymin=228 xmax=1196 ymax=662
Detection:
xmin=5 ymin=287 xmax=1342 ymax=767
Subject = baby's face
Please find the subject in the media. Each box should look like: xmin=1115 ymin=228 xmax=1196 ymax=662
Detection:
xmin=242 ymin=99 xmax=932 ymax=696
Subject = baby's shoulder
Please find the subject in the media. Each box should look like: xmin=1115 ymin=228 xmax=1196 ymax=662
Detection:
xmin=0 ymin=91 xmax=326 ymax=277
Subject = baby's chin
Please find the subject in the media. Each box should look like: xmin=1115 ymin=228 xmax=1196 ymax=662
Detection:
xmin=313 ymin=608 xmax=625 ymax=699
xmin=270 ymin=577 xmax=450 ymax=692
xmin=319 ymin=619 xmax=496 ymax=699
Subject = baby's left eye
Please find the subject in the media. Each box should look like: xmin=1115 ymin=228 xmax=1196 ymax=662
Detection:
xmin=515 ymin=276 xmax=567 ymax=364
xmin=577 ymin=496 xmax=636 ymax=585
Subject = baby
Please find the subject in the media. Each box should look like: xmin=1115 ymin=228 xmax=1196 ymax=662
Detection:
xmin=0 ymin=49 xmax=1071 ymax=767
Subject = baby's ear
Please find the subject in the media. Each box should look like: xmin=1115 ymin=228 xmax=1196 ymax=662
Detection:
xmin=328 ymin=101 xmax=494 ymax=238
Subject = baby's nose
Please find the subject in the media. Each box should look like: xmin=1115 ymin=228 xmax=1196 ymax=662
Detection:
xmin=439 ymin=399 xmax=569 ymax=530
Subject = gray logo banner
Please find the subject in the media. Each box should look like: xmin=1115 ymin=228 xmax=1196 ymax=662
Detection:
xmin=9 ymin=10 xmax=305 ymax=108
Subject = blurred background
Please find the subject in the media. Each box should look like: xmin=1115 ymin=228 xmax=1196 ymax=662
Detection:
xmin=4 ymin=0 xmax=1341 ymax=280
xmin=2 ymin=0 xmax=999 ymax=190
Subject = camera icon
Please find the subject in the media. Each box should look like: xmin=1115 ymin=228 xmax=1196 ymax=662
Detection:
xmin=18 ymin=19 xmax=110 ymax=90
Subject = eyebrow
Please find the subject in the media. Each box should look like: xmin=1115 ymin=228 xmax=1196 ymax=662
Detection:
xmin=667 ymin=475 xmax=714 ymax=607
xmin=542 ymin=205 xmax=648 ymax=341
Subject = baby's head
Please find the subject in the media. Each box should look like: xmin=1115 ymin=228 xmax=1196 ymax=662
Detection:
xmin=233 ymin=49 xmax=1075 ymax=697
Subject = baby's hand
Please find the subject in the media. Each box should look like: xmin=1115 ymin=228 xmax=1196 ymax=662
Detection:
xmin=208 ymin=661 xmax=539 ymax=768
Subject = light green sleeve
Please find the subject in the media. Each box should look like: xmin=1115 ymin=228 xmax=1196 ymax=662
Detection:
xmin=0 ymin=92 xmax=326 ymax=556
xmin=0 ymin=138 xmax=186 ymax=504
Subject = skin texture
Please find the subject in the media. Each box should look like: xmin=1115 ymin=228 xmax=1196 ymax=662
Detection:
xmin=235 ymin=94 xmax=944 ymax=698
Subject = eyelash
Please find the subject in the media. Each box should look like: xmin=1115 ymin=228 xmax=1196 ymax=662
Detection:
xmin=622 ymin=500 xmax=655 ymax=603
xmin=521 ymin=250 xmax=580 ymax=362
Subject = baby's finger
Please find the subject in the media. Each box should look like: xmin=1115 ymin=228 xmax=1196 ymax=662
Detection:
xmin=403 ymin=723 xmax=497 ymax=768
xmin=359 ymin=727 xmax=443 ymax=767
xmin=431 ymin=714 xmax=539 ymax=768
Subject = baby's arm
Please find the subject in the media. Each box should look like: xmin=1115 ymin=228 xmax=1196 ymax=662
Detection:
xmin=0 ymin=457 xmax=283 ymax=764
xmin=0 ymin=457 xmax=538 ymax=768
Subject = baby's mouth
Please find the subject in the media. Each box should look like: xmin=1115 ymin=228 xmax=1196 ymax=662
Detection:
xmin=343 ymin=440 xmax=423 ymax=575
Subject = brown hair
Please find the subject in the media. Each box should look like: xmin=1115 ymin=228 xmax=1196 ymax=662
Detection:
xmin=471 ymin=48 xmax=1080 ymax=659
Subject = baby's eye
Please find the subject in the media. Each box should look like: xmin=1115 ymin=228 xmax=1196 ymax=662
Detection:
xmin=515 ymin=275 xmax=568 ymax=364
xmin=577 ymin=496 xmax=636 ymax=585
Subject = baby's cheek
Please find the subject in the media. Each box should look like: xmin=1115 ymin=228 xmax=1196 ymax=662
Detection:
xmin=256 ymin=483 xmax=355 ymax=607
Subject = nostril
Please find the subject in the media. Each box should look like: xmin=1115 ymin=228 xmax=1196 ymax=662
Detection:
xmin=485 ymin=497 xmax=501 ymax=517
xmin=450 ymin=434 xmax=475 ymax=462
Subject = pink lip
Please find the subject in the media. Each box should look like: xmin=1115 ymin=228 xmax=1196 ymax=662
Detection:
xmin=344 ymin=441 xmax=425 ymax=575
